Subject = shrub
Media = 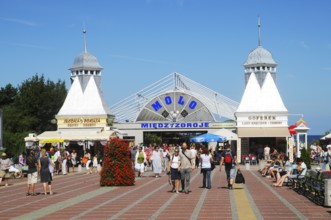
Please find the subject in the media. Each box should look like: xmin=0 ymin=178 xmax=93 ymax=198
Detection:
xmin=100 ymin=138 xmax=135 ymax=186
xmin=300 ymin=147 xmax=311 ymax=169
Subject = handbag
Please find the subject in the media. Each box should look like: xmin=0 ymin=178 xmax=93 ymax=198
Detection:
xmin=211 ymin=162 xmax=215 ymax=171
xmin=235 ymin=169 xmax=245 ymax=184
xmin=48 ymin=158 xmax=54 ymax=173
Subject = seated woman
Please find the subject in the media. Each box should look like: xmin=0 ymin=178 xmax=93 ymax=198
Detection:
xmin=0 ymin=153 xmax=12 ymax=186
xmin=261 ymin=160 xmax=273 ymax=176
xmin=273 ymin=157 xmax=294 ymax=187
xmin=268 ymin=157 xmax=281 ymax=180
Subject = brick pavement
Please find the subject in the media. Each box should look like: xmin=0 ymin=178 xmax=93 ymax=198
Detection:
xmin=0 ymin=165 xmax=330 ymax=220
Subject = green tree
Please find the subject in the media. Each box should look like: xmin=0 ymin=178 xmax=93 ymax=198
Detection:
xmin=0 ymin=84 xmax=17 ymax=107
xmin=2 ymin=74 xmax=67 ymax=157
xmin=144 ymin=133 xmax=162 ymax=145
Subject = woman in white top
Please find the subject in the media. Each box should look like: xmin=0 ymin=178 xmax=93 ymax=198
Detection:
xmin=167 ymin=148 xmax=181 ymax=193
xmin=71 ymin=150 xmax=77 ymax=173
xmin=199 ymin=148 xmax=213 ymax=189
xmin=151 ymin=147 xmax=163 ymax=178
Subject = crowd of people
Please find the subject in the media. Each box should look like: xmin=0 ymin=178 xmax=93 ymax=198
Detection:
xmin=310 ymin=144 xmax=331 ymax=170
xmin=130 ymin=142 xmax=239 ymax=193
xmin=0 ymin=145 xmax=103 ymax=195
xmin=259 ymin=143 xmax=331 ymax=188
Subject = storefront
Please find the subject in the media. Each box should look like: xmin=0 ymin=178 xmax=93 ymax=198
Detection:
xmin=25 ymin=32 xmax=116 ymax=156
xmin=112 ymin=73 xmax=239 ymax=147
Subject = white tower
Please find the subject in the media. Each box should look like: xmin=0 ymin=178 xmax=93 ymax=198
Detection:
xmin=235 ymin=18 xmax=290 ymax=160
xmin=56 ymin=30 xmax=114 ymax=128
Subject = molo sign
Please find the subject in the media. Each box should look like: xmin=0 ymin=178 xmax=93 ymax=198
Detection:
xmin=135 ymin=91 xmax=214 ymax=122
xmin=151 ymin=95 xmax=197 ymax=112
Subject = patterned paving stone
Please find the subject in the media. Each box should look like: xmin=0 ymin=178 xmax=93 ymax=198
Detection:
xmin=0 ymin=165 xmax=330 ymax=219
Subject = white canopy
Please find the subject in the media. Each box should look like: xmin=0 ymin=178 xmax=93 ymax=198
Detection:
xmin=210 ymin=129 xmax=238 ymax=140
xmin=321 ymin=133 xmax=331 ymax=140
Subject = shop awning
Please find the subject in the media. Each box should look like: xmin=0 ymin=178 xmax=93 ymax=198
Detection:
xmin=237 ymin=127 xmax=290 ymax=138
xmin=210 ymin=129 xmax=238 ymax=140
xmin=25 ymin=128 xmax=115 ymax=143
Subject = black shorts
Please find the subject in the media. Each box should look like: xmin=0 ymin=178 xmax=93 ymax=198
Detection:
xmin=171 ymin=167 xmax=181 ymax=180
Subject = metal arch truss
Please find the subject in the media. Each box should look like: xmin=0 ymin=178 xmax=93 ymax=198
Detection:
xmin=110 ymin=72 xmax=239 ymax=123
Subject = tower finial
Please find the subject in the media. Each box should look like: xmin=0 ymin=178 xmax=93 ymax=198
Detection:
xmin=83 ymin=28 xmax=87 ymax=52
xmin=258 ymin=15 xmax=261 ymax=47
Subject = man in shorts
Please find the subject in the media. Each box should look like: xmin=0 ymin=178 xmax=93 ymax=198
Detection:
xmin=220 ymin=144 xmax=238 ymax=189
xmin=26 ymin=151 xmax=38 ymax=196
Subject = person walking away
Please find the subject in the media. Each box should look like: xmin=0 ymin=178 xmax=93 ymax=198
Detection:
xmin=26 ymin=151 xmax=38 ymax=196
xmin=179 ymin=142 xmax=195 ymax=194
xmin=130 ymin=146 xmax=137 ymax=170
xmin=322 ymin=145 xmax=331 ymax=171
xmin=71 ymin=149 xmax=77 ymax=172
xmin=0 ymin=153 xmax=12 ymax=187
xmin=264 ymin=145 xmax=270 ymax=161
xmin=167 ymin=148 xmax=181 ymax=193
xmin=135 ymin=147 xmax=147 ymax=177
xmin=220 ymin=144 xmax=238 ymax=189
xmin=38 ymin=149 xmax=54 ymax=195
xmin=200 ymin=147 xmax=213 ymax=189
xmin=190 ymin=145 xmax=198 ymax=168
xmin=54 ymin=148 xmax=61 ymax=175
xmin=152 ymin=146 xmax=163 ymax=178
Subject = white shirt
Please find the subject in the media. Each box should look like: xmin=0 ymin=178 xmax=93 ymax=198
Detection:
xmin=54 ymin=151 xmax=61 ymax=161
xmin=190 ymin=149 xmax=197 ymax=158
xmin=299 ymin=162 xmax=307 ymax=176
xmin=200 ymin=154 xmax=211 ymax=169
xmin=264 ymin=147 xmax=270 ymax=155
xmin=171 ymin=155 xmax=180 ymax=169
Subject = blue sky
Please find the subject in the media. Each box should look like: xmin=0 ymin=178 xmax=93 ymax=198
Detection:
xmin=1 ymin=0 xmax=330 ymax=135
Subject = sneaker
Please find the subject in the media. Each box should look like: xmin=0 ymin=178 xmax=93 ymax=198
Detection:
xmin=229 ymin=185 xmax=233 ymax=190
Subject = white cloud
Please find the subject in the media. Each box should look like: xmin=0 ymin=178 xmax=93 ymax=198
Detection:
xmin=2 ymin=18 xmax=40 ymax=27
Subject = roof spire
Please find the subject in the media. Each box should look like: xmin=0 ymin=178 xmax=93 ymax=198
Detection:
xmin=83 ymin=28 xmax=87 ymax=52
xmin=258 ymin=15 xmax=261 ymax=47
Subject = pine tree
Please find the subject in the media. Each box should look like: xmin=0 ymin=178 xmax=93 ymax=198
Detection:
xmin=300 ymin=147 xmax=311 ymax=169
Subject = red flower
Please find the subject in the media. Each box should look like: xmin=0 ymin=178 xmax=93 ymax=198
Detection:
xmin=100 ymin=138 xmax=135 ymax=186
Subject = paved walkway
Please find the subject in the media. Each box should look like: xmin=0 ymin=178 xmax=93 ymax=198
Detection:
xmin=0 ymin=165 xmax=330 ymax=220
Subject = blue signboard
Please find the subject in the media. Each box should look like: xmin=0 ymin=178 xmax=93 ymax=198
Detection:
xmin=141 ymin=122 xmax=209 ymax=129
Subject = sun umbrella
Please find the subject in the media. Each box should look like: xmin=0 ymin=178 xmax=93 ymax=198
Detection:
xmin=190 ymin=133 xmax=226 ymax=143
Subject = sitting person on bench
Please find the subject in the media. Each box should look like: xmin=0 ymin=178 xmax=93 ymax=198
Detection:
xmin=273 ymin=157 xmax=296 ymax=187
xmin=287 ymin=158 xmax=307 ymax=188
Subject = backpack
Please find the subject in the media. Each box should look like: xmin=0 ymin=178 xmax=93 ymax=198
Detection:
xmin=224 ymin=151 xmax=233 ymax=165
